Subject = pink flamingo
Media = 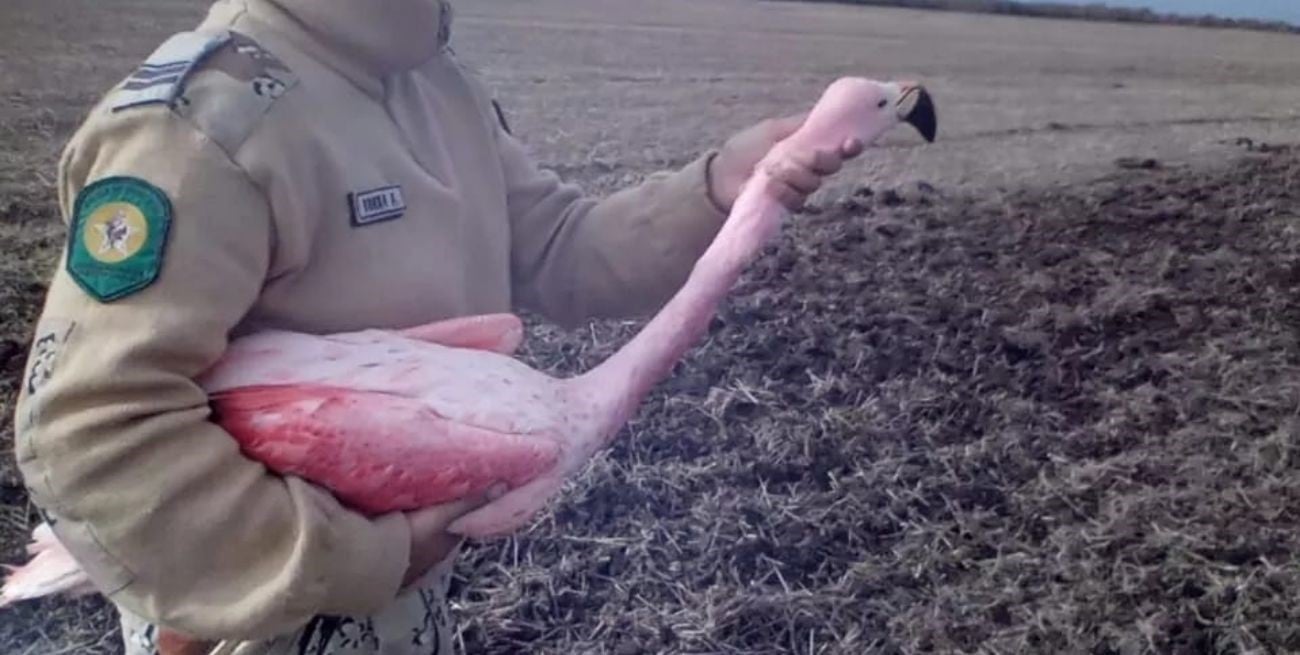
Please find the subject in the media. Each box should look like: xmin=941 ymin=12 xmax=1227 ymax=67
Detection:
xmin=1 ymin=76 xmax=936 ymax=606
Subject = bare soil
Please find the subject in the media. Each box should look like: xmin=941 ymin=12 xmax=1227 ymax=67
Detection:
xmin=3 ymin=0 xmax=1300 ymax=653
xmin=453 ymin=142 xmax=1300 ymax=654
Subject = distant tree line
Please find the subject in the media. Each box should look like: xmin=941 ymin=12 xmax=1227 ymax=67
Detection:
xmin=782 ymin=0 xmax=1300 ymax=34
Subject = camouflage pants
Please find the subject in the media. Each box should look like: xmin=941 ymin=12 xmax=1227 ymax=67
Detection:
xmin=119 ymin=559 xmax=458 ymax=655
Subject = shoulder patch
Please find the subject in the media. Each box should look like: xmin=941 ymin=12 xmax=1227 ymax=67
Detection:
xmin=171 ymin=31 xmax=300 ymax=154
xmin=109 ymin=30 xmax=298 ymax=154
xmin=110 ymin=31 xmax=233 ymax=112
xmin=66 ymin=177 xmax=173 ymax=303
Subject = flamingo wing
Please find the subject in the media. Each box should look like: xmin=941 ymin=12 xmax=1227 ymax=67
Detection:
xmin=212 ymin=384 xmax=560 ymax=515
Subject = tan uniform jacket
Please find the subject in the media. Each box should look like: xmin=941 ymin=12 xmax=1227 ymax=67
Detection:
xmin=13 ymin=0 xmax=725 ymax=641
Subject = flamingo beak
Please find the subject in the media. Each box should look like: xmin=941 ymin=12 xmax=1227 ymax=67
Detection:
xmin=895 ymin=81 xmax=937 ymax=143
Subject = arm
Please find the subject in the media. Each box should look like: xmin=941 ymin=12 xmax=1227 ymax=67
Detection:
xmin=14 ymin=111 xmax=410 ymax=640
xmin=496 ymin=111 xmax=860 ymax=328
xmin=497 ymin=128 xmax=728 ymax=327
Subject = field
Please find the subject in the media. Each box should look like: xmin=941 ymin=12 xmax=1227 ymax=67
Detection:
xmin=3 ymin=0 xmax=1300 ymax=652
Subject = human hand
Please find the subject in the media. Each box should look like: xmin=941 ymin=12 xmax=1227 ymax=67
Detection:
xmin=402 ymin=484 xmax=506 ymax=588
xmin=707 ymin=112 xmax=864 ymax=212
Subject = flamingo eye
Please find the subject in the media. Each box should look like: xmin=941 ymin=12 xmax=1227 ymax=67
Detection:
xmin=877 ymin=98 xmax=888 ymax=109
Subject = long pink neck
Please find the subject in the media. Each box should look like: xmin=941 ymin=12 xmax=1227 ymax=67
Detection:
xmin=569 ymin=77 xmax=895 ymax=439
xmin=571 ymin=175 xmax=785 ymax=436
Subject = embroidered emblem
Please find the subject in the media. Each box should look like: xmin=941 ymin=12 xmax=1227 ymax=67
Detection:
xmin=221 ymin=32 xmax=295 ymax=99
xmin=111 ymin=31 xmax=232 ymax=112
xmin=66 ymin=177 xmax=172 ymax=302
xmin=349 ymin=186 xmax=406 ymax=227
xmin=92 ymin=208 xmax=143 ymax=259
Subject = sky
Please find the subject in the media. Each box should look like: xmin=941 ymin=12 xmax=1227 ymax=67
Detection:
xmin=1035 ymin=0 xmax=1300 ymax=25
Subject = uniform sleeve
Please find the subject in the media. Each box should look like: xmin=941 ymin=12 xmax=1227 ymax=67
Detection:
xmin=496 ymin=127 xmax=729 ymax=327
xmin=13 ymin=110 xmax=411 ymax=640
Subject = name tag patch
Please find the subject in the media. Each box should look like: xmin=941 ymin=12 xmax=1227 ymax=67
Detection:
xmin=349 ymin=186 xmax=406 ymax=226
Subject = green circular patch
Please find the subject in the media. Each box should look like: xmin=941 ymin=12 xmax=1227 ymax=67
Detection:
xmin=66 ymin=176 xmax=172 ymax=302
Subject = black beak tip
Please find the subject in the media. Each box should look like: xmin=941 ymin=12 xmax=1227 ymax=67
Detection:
xmin=905 ymin=89 xmax=938 ymax=143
